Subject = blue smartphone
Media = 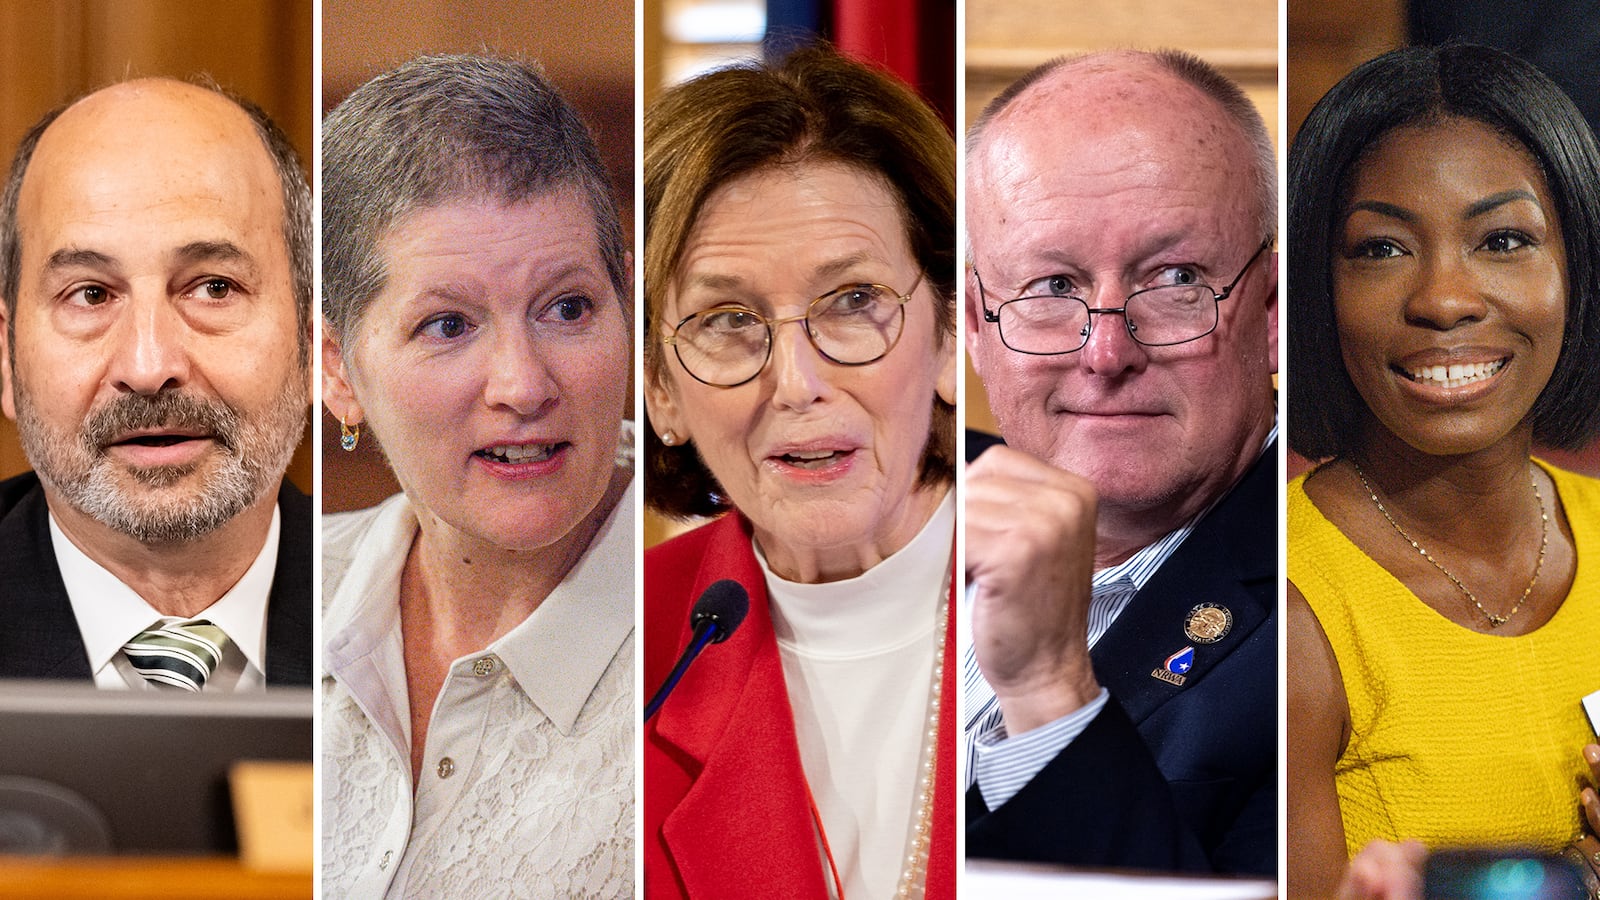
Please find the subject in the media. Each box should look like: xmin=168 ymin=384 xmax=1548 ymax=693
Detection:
xmin=1424 ymin=849 xmax=1588 ymax=900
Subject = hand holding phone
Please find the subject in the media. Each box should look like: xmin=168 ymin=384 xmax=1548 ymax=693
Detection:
xmin=1583 ymin=743 xmax=1600 ymax=841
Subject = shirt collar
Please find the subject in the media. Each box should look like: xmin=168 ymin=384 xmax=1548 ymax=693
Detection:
xmin=52 ymin=505 xmax=279 ymax=676
xmin=1093 ymin=420 xmax=1278 ymax=590
xmin=498 ymin=478 xmax=635 ymax=735
xmin=322 ymin=479 xmax=637 ymax=737
xmin=321 ymin=493 xmax=416 ymax=753
xmin=322 ymin=495 xmax=414 ymax=670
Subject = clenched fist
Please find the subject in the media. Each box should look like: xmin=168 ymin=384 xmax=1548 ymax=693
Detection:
xmin=966 ymin=444 xmax=1100 ymax=735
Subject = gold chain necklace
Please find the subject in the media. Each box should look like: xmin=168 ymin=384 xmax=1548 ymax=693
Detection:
xmin=1352 ymin=460 xmax=1548 ymax=628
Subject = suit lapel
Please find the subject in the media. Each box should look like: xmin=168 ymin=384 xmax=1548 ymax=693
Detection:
xmin=0 ymin=474 xmax=313 ymax=684
xmin=652 ymin=518 xmax=962 ymax=898
xmin=264 ymin=481 xmax=313 ymax=686
xmin=655 ymin=514 xmax=829 ymax=898
xmin=1090 ymin=444 xmax=1277 ymax=726
xmin=0 ymin=475 xmax=93 ymax=679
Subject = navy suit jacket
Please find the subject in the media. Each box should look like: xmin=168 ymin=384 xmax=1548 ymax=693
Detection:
xmin=0 ymin=472 xmax=313 ymax=686
xmin=964 ymin=430 xmax=1277 ymax=876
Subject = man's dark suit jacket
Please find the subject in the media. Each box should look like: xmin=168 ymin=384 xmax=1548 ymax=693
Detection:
xmin=965 ymin=430 xmax=1277 ymax=876
xmin=0 ymin=472 xmax=313 ymax=685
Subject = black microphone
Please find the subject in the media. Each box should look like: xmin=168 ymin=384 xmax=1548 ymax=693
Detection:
xmin=644 ymin=580 xmax=749 ymax=722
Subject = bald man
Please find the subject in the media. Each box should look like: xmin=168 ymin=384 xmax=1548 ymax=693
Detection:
xmin=0 ymin=79 xmax=312 ymax=689
xmin=963 ymin=51 xmax=1278 ymax=874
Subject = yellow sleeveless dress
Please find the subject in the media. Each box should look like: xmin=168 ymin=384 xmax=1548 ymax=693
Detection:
xmin=1288 ymin=461 xmax=1600 ymax=858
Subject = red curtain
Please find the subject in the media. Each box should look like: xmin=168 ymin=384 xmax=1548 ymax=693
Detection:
xmin=830 ymin=0 xmax=955 ymax=130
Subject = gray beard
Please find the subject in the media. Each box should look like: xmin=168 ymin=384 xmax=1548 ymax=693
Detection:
xmin=14 ymin=378 xmax=306 ymax=544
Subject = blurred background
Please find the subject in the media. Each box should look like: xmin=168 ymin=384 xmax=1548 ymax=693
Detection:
xmin=1287 ymin=0 xmax=1600 ymax=476
xmin=320 ymin=0 xmax=635 ymax=513
xmin=642 ymin=0 xmax=956 ymax=546
xmin=0 ymin=0 xmax=313 ymax=491
xmin=644 ymin=0 xmax=953 ymax=126
xmin=963 ymin=0 xmax=1279 ymax=439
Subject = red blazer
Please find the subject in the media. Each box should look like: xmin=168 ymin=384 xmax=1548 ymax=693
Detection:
xmin=644 ymin=511 xmax=957 ymax=899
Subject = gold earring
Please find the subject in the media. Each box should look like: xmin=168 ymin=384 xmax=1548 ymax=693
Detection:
xmin=339 ymin=415 xmax=360 ymax=452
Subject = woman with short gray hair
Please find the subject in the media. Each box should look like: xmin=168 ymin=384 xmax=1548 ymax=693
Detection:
xmin=319 ymin=54 xmax=633 ymax=897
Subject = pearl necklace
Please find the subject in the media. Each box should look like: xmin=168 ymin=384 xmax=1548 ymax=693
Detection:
xmin=892 ymin=585 xmax=947 ymax=900
xmin=1353 ymin=460 xmax=1548 ymax=628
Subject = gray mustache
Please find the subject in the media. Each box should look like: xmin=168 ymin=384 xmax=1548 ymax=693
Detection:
xmin=81 ymin=391 xmax=239 ymax=453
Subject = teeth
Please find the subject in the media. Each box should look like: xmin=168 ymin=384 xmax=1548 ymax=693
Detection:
xmin=782 ymin=449 xmax=843 ymax=469
xmin=1407 ymin=359 xmax=1504 ymax=389
xmin=484 ymin=443 xmax=558 ymax=463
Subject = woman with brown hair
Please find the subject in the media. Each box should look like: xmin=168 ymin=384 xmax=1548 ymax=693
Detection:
xmin=640 ymin=46 xmax=957 ymax=899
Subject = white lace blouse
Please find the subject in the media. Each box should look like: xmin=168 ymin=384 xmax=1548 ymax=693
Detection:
xmin=320 ymin=482 xmax=635 ymax=898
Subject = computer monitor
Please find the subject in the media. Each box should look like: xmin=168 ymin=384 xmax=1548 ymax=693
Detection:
xmin=0 ymin=682 xmax=311 ymax=855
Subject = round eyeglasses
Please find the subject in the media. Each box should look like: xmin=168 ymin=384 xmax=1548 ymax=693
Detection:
xmin=663 ymin=273 xmax=923 ymax=387
xmin=975 ymin=241 xmax=1270 ymax=355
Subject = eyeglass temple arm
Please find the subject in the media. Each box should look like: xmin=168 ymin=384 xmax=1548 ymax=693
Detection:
xmin=972 ymin=268 xmax=1003 ymax=322
xmin=1215 ymin=239 xmax=1273 ymax=301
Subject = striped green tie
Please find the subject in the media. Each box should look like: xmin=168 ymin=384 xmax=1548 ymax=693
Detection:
xmin=122 ymin=620 xmax=231 ymax=692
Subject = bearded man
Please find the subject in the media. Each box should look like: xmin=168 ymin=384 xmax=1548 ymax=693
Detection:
xmin=0 ymin=78 xmax=312 ymax=690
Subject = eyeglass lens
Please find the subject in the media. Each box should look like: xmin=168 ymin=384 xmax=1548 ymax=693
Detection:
xmin=998 ymin=285 xmax=1220 ymax=354
xmin=672 ymin=284 xmax=907 ymax=385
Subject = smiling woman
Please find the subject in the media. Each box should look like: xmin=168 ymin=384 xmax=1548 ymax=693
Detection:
xmin=317 ymin=55 xmax=634 ymax=898
xmin=1285 ymin=43 xmax=1600 ymax=900
xmin=1333 ymin=119 xmax=1568 ymax=461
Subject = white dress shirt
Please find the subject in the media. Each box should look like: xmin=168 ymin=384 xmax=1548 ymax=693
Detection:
xmin=321 ymin=481 xmax=635 ymax=899
xmin=53 ymin=506 xmax=278 ymax=690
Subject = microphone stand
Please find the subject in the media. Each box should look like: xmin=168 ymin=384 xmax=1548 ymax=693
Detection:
xmin=643 ymin=619 xmax=719 ymax=722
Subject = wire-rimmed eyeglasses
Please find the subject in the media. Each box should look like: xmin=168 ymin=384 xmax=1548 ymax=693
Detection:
xmin=974 ymin=241 xmax=1271 ymax=355
xmin=662 ymin=273 xmax=924 ymax=387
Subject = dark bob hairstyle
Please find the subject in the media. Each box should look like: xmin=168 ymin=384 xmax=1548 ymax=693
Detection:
xmin=1288 ymin=43 xmax=1600 ymax=460
xmin=642 ymin=46 xmax=956 ymax=519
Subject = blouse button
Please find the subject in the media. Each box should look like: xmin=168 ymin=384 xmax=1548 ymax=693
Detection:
xmin=437 ymin=757 xmax=455 ymax=779
xmin=471 ymin=656 xmax=495 ymax=676
xmin=379 ymin=850 xmax=393 ymax=870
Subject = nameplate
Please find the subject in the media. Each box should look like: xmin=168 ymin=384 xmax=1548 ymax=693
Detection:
xmin=1150 ymin=667 xmax=1186 ymax=687
xmin=230 ymin=760 xmax=313 ymax=872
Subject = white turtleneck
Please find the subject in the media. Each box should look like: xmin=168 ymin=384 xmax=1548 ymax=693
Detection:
xmin=757 ymin=490 xmax=954 ymax=900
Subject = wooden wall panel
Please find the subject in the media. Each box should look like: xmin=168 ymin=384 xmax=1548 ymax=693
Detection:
xmin=968 ymin=0 xmax=1274 ymax=56
xmin=1286 ymin=0 xmax=1404 ymax=139
xmin=1 ymin=0 xmax=313 ymax=204
xmin=0 ymin=0 xmax=313 ymax=490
